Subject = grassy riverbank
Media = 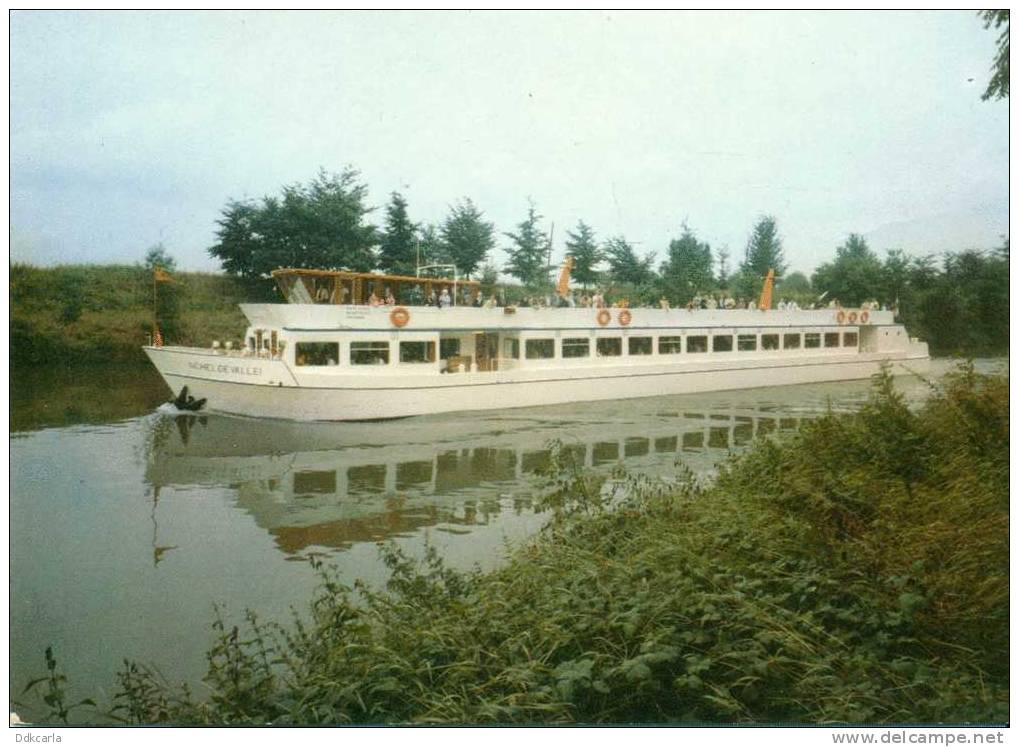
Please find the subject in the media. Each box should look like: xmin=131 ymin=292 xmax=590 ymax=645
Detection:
xmin=22 ymin=363 xmax=1007 ymax=725
xmin=10 ymin=264 xmax=270 ymax=368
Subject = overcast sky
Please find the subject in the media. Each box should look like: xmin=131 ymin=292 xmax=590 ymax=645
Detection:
xmin=10 ymin=10 xmax=1009 ymax=276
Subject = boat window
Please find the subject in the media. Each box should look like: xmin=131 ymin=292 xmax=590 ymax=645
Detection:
xmin=562 ymin=337 xmax=590 ymax=358
xmin=737 ymin=334 xmax=757 ymax=352
xmin=504 ymin=338 xmax=520 ymax=359
xmin=783 ymin=333 xmax=801 ymax=349
xmin=295 ymin=342 xmax=339 ymax=366
xmin=712 ymin=335 xmax=733 ymax=352
xmin=526 ymin=339 xmax=555 ymax=359
xmin=805 ymin=333 xmax=821 ymax=349
xmin=843 ymin=332 xmax=859 ymax=348
xmin=596 ymin=338 xmax=622 ymax=357
xmin=294 ymin=470 xmax=337 ymax=494
xmin=350 ymin=341 xmax=390 ymax=365
xmin=687 ymin=335 xmax=708 ymax=353
xmin=400 ymin=341 xmax=436 ymax=363
xmin=628 ymin=337 xmax=653 ymax=355
xmin=824 ymin=332 xmax=840 ymax=348
xmin=762 ymin=334 xmax=780 ymax=350
xmin=658 ymin=336 xmax=682 ymax=354
xmin=440 ymin=338 xmax=461 ymax=359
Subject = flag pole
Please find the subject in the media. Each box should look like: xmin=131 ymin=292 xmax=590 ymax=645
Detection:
xmin=153 ymin=267 xmax=158 ymax=339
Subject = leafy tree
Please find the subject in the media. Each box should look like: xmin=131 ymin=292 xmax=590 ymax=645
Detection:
xmin=735 ymin=215 xmax=786 ymax=298
xmin=942 ymin=248 xmax=1009 ymax=351
xmin=503 ymin=202 xmax=549 ymax=287
xmin=880 ymin=249 xmax=911 ymax=307
xmin=144 ymin=244 xmax=177 ymax=273
xmin=209 ymin=168 xmax=378 ymax=280
xmin=479 ymin=261 xmax=499 ymax=287
xmin=980 ymin=10 xmax=1009 ymax=100
xmin=811 ymin=234 xmax=884 ymax=306
xmin=378 ymin=192 xmax=418 ymax=276
xmin=604 ymin=236 xmax=655 ymax=287
xmin=907 ymin=254 xmax=940 ymax=291
xmin=440 ymin=198 xmax=495 ymax=279
xmin=775 ymin=271 xmax=812 ymax=306
xmin=564 ymin=221 xmax=602 ymax=289
xmin=659 ymin=223 xmax=713 ymax=305
xmin=716 ymin=247 xmax=731 ymax=289
xmin=417 ymin=223 xmax=448 ymax=266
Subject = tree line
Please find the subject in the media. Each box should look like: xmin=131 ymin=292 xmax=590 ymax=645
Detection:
xmin=208 ymin=168 xmax=1007 ymax=355
xmin=208 ymin=168 xmax=788 ymax=297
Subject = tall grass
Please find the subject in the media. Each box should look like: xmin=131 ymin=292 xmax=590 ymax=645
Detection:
xmin=10 ymin=264 xmax=269 ymax=367
xmin=19 ymin=364 xmax=1008 ymax=724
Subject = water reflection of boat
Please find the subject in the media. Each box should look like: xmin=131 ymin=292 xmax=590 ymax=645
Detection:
xmin=144 ymin=382 xmax=860 ymax=557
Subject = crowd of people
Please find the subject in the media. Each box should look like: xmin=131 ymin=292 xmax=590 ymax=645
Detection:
xmin=331 ymin=280 xmax=889 ymax=313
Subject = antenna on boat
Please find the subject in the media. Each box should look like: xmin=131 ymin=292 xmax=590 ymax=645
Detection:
xmin=546 ymin=222 xmax=555 ymax=287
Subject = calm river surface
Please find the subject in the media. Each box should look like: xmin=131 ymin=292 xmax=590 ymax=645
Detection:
xmin=9 ymin=358 xmax=1007 ymax=717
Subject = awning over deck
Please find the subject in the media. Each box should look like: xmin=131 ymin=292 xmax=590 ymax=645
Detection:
xmin=271 ymin=268 xmax=481 ymax=306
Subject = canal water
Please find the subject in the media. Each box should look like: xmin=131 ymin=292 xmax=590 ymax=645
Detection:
xmin=9 ymin=358 xmax=1007 ymax=718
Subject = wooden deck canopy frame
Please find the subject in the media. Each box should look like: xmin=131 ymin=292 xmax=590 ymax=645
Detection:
xmin=271 ymin=268 xmax=481 ymax=306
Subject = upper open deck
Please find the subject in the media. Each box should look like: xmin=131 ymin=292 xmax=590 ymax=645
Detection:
xmin=272 ymin=268 xmax=481 ymax=306
xmin=240 ymin=303 xmax=894 ymax=332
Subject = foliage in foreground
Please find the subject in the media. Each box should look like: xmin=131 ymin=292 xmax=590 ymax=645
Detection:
xmin=23 ymin=365 xmax=1008 ymax=724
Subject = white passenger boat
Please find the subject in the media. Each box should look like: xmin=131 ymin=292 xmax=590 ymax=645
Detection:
xmin=143 ymin=268 xmax=929 ymax=421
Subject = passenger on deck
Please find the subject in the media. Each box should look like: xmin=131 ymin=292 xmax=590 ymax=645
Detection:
xmin=592 ymin=291 xmax=605 ymax=309
xmin=384 ymin=289 xmax=396 ymax=306
xmin=659 ymin=297 xmax=670 ymax=311
xmin=439 ymin=289 xmax=452 ymax=308
xmin=368 ymin=291 xmax=382 ymax=307
xmin=315 ymin=284 xmax=330 ymax=303
xmin=483 ymin=293 xmax=498 ymax=308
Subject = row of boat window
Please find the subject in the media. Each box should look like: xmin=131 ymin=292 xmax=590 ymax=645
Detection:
xmin=293 ymin=331 xmax=860 ymax=367
xmin=522 ymin=331 xmax=858 ymax=359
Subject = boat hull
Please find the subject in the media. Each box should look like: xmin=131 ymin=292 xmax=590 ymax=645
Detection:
xmin=145 ymin=346 xmax=929 ymax=421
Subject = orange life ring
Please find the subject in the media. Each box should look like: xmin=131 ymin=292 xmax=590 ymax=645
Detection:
xmin=618 ymin=309 xmax=632 ymax=326
xmin=848 ymin=311 xmax=858 ymax=323
xmin=860 ymin=310 xmax=870 ymax=324
xmin=389 ymin=306 xmax=410 ymax=328
xmin=596 ymin=309 xmax=611 ymax=326
xmin=836 ymin=310 xmax=846 ymax=324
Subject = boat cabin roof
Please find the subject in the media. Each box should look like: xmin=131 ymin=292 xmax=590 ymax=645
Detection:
xmin=272 ymin=268 xmax=481 ymax=305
